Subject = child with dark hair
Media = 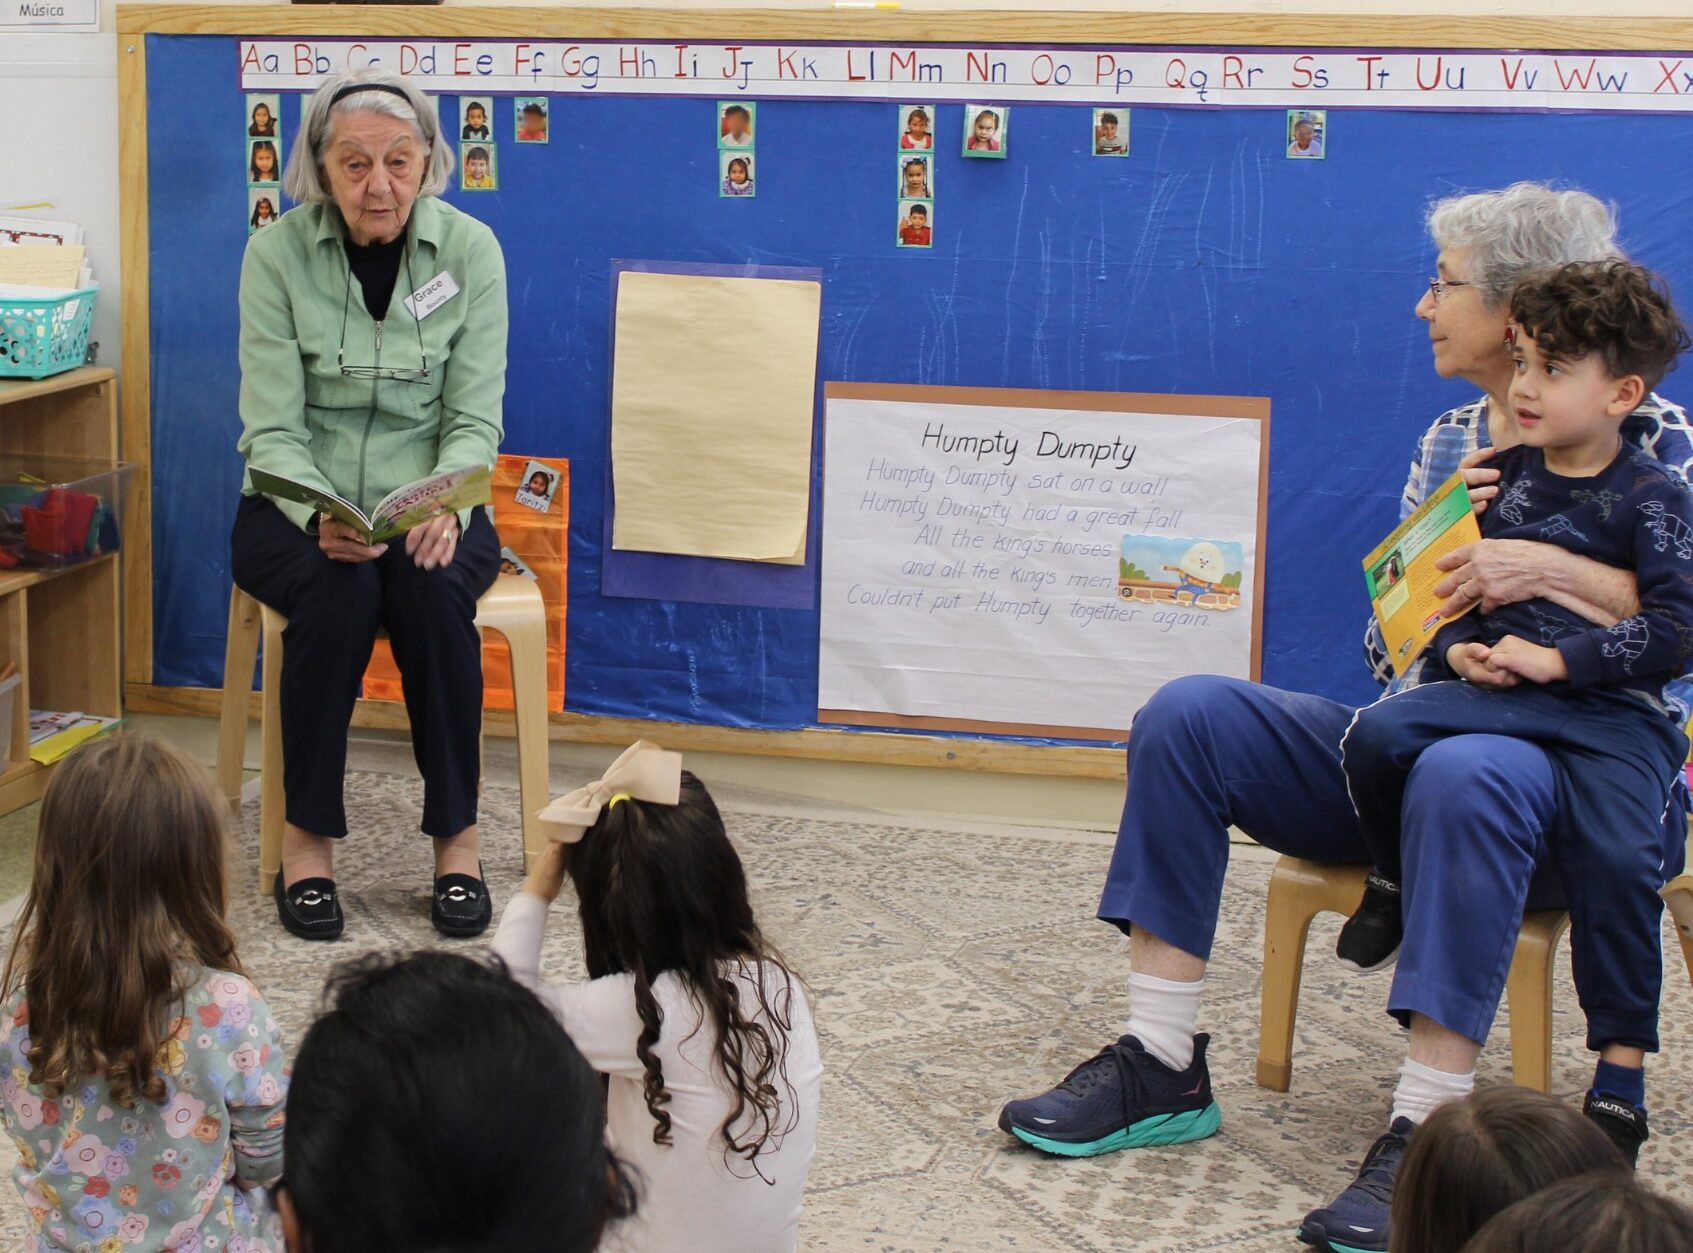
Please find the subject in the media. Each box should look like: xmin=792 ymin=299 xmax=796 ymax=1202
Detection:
xmin=517 ymin=100 xmax=548 ymax=142
xmin=251 ymin=196 xmax=278 ymax=230
xmin=1387 ymin=1087 xmax=1623 ymax=1253
xmin=492 ymin=743 xmax=821 ymax=1253
xmin=721 ymin=103 xmax=753 ymax=147
xmin=967 ymin=108 xmax=1002 ymax=153
xmin=249 ymin=139 xmax=280 ymax=184
xmin=275 ymin=951 xmax=635 ymax=1253
xmin=899 ymin=202 xmax=931 ymax=247
xmin=249 ymin=100 xmax=276 ymax=137
xmin=1333 ymin=261 xmax=1693 ymax=1176
xmin=901 ymin=157 xmax=931 ymax=198
xmin=722 ymin=155 xmax=754 ymax=197
xmin=1094 ymin=111 xmax=1127 ymax=154
xmin=461 ymin=101 xmax=489 ymax=140
xmin=900 ymin=106 xmax=932 ymax=149
xmin=1463 ymin=1171 xmax=1693 ymax=1253
xmin=1 ymin=737 xmax=289 ymax=1252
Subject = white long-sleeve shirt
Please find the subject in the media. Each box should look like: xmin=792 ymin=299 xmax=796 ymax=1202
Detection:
xmin=492 ymin=893 xmax=821 ymax=1253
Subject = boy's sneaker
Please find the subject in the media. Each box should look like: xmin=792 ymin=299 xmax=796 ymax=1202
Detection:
xmin=1584 ymin=1091 xmax=1648 ymax=1168
xmin=997 ymin=1033 xmax=1221 ymax=1158
xmin=1336 ymin=873 xmax=1404 ymax=973
xmin=1297 ymin=1117 xmax=1415 ymax=1253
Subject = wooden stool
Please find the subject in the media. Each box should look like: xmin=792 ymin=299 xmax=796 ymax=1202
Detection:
xmin=216 ymin=575 xmax=551 ymax=893
xmin=1256 ymin=856 xmax=1570 ymax=1094
xmin=1666 ymin=869 xmax=1693 ymax=992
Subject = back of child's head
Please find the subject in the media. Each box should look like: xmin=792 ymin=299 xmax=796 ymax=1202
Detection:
xmin=1509 ymin=260 xmax=1690 ymax=394
xmin=1 ymin=735 xmax=239 ymax=1108
xmin=1388 ymin=1087 xmax=1624 ymax=1253
xmin=567 ymin=769 xmax=799 ymax=1168
xmin=280 ymin=951 xmax=635 ymax=1253
xmin=1462 ymin=1172 xmax=1693 ymax=1253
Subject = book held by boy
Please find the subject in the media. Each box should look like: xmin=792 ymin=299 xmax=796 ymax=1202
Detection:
xmin=1362 ymin=471 xmax=1482 ymax=677
xmin=247 ymin=464 xmax=492 ymax=544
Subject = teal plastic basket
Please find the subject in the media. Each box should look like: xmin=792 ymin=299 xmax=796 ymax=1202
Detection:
xmin=0 ymin=286 xmax=97 ymax=380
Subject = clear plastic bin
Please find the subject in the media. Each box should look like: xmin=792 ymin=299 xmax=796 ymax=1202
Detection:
xmin=0 ymin=456 xmax=136 ymax=570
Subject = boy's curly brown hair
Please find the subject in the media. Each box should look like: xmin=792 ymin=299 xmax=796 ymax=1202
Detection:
xmin=1509 ymin=260 xmax=1690 ymax=393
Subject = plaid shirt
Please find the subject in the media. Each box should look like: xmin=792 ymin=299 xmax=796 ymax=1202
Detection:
xmin=1363 ymin=392 xmax=1693 ymax=723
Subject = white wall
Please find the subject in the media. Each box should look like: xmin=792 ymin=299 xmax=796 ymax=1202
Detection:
xmin=0 ymin=33 xmax=121 ymax=372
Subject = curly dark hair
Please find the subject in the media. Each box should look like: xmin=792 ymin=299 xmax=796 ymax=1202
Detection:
xmin=1509 ymin=259 xmax=1690 ymax=393
xmin=567 ymin=771 xmax=801 ymax=1177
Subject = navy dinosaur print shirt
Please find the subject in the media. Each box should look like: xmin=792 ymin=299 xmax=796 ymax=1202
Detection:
xmin=1432 ymin=442 xmax=1693 ymax=700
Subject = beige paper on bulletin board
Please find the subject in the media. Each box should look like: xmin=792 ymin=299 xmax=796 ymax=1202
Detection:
xmin=610 ymin=270 xmax=821 ymax=563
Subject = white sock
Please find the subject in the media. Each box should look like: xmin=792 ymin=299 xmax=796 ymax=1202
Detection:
xmin=1125 ymin=971 xmax=1204 ymax=1071
xmin=1390 ymin=1056 xmax=1474 ymax=1128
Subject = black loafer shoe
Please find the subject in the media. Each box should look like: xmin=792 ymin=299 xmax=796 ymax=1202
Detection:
xmin=274 ymin=873 xmax=344 ymax=941
xmin=432 ymin=863 xmax=493 ymax=938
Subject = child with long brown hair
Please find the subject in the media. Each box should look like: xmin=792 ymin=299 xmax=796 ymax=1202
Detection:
xmin=1388 ymin=1086 xmax=1623 ymax=1253
xmin=1 ymin=736 xmax=288 ymax=1252
xmin=492 ymin=742 xmax=821 ymax=1253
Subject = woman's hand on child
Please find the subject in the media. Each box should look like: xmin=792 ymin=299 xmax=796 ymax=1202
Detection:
xmin=1480 ymin=634 xmax=1569 ymax=684
xmin=1458 ymin=446 xmax=1502 ymax=515
xmin=521 ymin=841 xmax=568 ymax=904
xmin=1446 ymin=642 xmax=1520 ymax=689
xmin=1433 ymin=539 xmax=1543 ymax=618
xmin=405 ymin=514 xmax=461 ymax=571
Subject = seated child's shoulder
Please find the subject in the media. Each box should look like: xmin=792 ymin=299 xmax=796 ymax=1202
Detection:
xmin=1620 ymin=445 xmax=1690 ymax=495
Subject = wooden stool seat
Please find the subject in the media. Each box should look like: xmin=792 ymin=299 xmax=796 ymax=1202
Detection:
xmin=216 ymin=574 xmax=550 ymax=893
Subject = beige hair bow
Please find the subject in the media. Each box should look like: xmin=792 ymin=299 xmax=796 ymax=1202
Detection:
xmin=536 ymin=740 xmax=683 ymax=844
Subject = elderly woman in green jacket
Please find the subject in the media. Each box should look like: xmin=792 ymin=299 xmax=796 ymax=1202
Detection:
xmin=231 ymin=67 xmax=506 ymax=942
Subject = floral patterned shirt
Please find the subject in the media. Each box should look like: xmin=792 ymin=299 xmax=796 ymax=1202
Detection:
xmin=1 ymin=968 xmax=288 ymax=1253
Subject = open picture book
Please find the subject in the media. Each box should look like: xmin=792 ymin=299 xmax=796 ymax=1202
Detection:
xmin=247 ymin=464 xmax=492 ymax=544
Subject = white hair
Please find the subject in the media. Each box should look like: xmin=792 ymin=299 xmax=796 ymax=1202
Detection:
xmin=283 ymin=66 xmax=454 ymax=203
xmin=1426 ymin=182 xmax=1623 ymax=305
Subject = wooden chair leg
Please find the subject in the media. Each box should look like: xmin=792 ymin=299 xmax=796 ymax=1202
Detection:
xmin=217 ymin=588 xmax=262 ymax=812
xmin=257 ymin=607 xmax=286 ymax=895
xmin=1505 ymin=911 xmax=1568 ymax=1093
xmin=486 ymin=614 xmax=550 ymax=873
xmin=1663 ymin=874 xmax=1693 ymax=991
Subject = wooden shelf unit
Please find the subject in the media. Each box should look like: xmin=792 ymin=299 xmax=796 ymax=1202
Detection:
xmin=0 ymin=367 xmax=124 ymax=817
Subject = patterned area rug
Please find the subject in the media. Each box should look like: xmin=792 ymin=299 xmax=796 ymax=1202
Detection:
xmin=3 ymin=764 xmax=1690 ymax=1249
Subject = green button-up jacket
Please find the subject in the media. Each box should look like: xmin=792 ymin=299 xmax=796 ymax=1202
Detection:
xmin=236 ymin=195 xmax=507 ymax=532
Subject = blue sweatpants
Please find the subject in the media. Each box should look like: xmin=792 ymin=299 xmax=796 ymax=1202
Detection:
xmin=1342 ymin=681 xmax=1687 ymax=1051
xmin=1098 ymin=674 xmax=1567 ymax=1047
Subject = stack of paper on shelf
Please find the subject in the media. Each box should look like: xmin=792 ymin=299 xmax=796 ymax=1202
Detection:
xmin=28 ymin=709 xmax=121 ymax=765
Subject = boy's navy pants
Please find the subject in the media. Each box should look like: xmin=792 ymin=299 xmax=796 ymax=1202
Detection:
xmin=1098 ymin=675 xmax=1684 ymax=1052
xmin=230 ymin=494 xmax=500 ymax=842
xmin=1343 ymin=680 xmax=1686 ymax=1052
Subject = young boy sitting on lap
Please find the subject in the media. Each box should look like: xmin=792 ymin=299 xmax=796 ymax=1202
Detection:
xmin=1339 ymin=259 xmax=1693 ymax=1165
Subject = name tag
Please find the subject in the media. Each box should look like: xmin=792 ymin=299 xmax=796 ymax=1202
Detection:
xmin=404 ymin=272 xmax=460 ymax=320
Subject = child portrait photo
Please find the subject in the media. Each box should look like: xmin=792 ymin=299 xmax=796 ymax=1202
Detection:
xmin=1287 ymin=110 xmax=1326 ymax=159
xmin=460 ymin=97 xmax=493 ymax=141
xmin=719 ymin=102 xmax=756 ymax=148
xmin=499 ymin=546 xmax=539 ymax=580
xmin=461 ymin=143 xmax=498 ymax=191
xmin=898 ymin=200 xmax=933 ymax=248
xmin=514 ymin=461 xmax=561 ymax=513
xmin=1093 ymin=108 xmax=1129 ymax=156
xmin=248 ymin=190 xmax=279 ymax=234
xmin=247 ymin=138 xmax=281 ymax=185
xmin=964 ymin=105 xmax=1007 ymax=158
xmin=721 ymin=152 xmax=755 ymax=198
xmin=515 ymin=98 xmax=549 ymax=143
xmin=900 ymin=155 xmax=933 ymax=200
xmin=246 ymin=94 xmax=279 ymax=138
xmin=899 ymin=104 xmax=935 ymax=150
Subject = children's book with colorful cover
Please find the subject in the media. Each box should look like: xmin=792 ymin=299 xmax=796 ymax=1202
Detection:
xmin=247 ymin=464 xmax=491 ymax=544
xmin=1362 ymin=471 xmax=1482 ymax=677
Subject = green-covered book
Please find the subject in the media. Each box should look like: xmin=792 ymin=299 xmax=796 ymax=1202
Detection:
xmin=248 ymin=464 xmax=491 ymax=543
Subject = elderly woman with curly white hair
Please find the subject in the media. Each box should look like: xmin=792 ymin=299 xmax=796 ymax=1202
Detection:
xmin=230 ymin=67 xmax=507 ymax=943
xmin=996 ymin=182 xmax=1692 ymax=1253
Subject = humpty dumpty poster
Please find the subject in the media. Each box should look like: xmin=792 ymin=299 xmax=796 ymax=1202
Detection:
xmin=819 ymin=383 xmax=1268 ymax=739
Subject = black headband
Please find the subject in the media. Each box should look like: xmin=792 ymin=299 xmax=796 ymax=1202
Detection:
xmin=329 ymin=82 xmax=414 ymax=108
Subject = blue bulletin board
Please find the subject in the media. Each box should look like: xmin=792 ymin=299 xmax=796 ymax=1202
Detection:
xmin=133 ymin=22 xmax=1693 ymax=746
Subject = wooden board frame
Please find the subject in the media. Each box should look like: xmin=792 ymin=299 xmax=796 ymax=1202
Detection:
xmin=116 ymin=7 xmax=1693 ymax=776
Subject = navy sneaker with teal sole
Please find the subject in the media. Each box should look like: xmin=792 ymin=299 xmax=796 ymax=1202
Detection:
xmin=997 ymin=1033 xmax=1221 ymax=1158
xmin=1297 ymin=1117 xmax=1415 ymax=1253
